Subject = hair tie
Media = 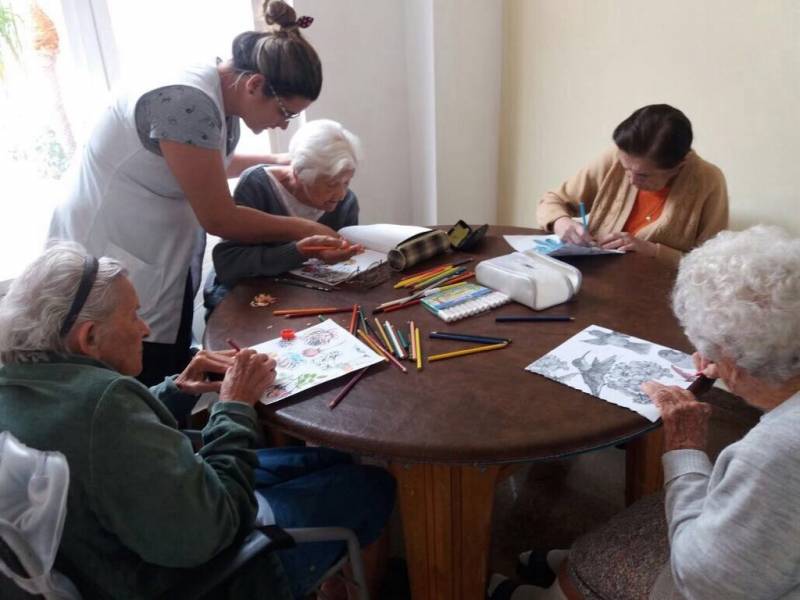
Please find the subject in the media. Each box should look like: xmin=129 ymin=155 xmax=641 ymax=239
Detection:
xmin=60 ymin=255 xmax=99 ymax=338
xmin=295 ymin=16 xmax=313 ymax=28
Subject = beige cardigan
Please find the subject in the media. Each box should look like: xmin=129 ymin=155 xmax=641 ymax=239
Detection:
xmin=536 ymin=148 xmax=729 ymax=265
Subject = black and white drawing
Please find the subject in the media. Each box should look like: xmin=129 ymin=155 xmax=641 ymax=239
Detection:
xmin=526 ymin=325 xmax=692 ymax=422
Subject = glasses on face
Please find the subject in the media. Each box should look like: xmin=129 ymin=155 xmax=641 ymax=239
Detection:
xmin=268 ymin=83 xmax=301 ymax=122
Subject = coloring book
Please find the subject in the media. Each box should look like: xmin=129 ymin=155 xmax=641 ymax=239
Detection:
xmin=249 ymin=320 xmax=383 ymax=405
xmin=525 ymin=325 xmax=696 ymax=421
xmin=504 ymin=234 xmax=624 ymax=257
xmin=289 ymin=224 xmax=431 ymax=285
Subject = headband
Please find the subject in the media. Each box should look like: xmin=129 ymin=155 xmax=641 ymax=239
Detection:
xmin=59 ymin=255 xmax=99 ymax=338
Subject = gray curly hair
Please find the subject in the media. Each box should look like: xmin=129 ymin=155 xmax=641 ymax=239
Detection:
xmin=0 ymin=242 xmax=127 ymax=364
xmin=672 ymin=226 xmax=800 ymax=383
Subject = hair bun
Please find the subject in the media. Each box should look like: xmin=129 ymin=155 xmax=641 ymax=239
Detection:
xmin=263 ymin=0 xmax=297 ymax=30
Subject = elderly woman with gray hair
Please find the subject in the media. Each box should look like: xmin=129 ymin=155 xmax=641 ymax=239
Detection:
xmin=205 ymin=118 xmax=363 ymax=312
xmin=489 ymin=225 xmax=800 ymax=600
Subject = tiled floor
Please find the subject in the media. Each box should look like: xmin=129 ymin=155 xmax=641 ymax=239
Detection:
xmin=380 ymin=389 xmax=761 ymax=599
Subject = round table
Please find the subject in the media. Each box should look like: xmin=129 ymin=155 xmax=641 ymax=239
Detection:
xmin=206 ymin=226 xmax=689 ymax=600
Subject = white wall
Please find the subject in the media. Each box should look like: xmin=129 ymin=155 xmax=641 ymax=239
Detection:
xmin=499 ymin=0 xmax=800 ymax=234
xmin=296 ymin=0 xmax=503 ymax=227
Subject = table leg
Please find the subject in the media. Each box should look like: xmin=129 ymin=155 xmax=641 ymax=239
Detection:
xmin=625 ymin=427 xmax=664 ymax=506
xmin=390 ymin=462 xmax=501 ymax=600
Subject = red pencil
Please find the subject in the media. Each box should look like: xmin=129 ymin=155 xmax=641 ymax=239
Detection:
xmin=226 ymin=338 xmax=242 ymax=352
xmin=300 ymin=245 xmax=350 ymax=252
xmin=273 ymin=307 xmax=352 ymax=316
xmin=348 ymin=304 xmax=359 ymax=334
xmin=383 ymin=298 xmax=422 ymax=313
xmin=328 ymin=367 xmax=369 ymax=409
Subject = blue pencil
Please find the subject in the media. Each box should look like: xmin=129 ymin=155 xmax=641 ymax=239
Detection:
xmin=579 ymin=201 xmax=588 ymax=228
xmin=496 ymin=316 xmax=574 ymax=322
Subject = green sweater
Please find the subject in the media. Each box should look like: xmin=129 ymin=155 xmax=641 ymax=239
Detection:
xmin=0 ymin=355 xmax=292 ymax=600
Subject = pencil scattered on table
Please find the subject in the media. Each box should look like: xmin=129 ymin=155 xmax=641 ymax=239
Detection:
xmin=415 ymin=326 xmax=423 ymax=371
xmin=274 ymin=306 xmax=353 ymax=317
xmin=348 ymin=304 xmax=359 ymax=334
xmin=356 ymin=330 xmax=389 ymax=363
xmin=357 ymin=330 xmax=408 ymax=373
xmin=328 ymin=367 xmax=369 ymax=409
xmin=273 ymin=278 xmax=334 ymax=292
xmin=429 ymin=331 xmax=511 ymax=345
xmin=428 ymin=341 xmax=509 ymax=362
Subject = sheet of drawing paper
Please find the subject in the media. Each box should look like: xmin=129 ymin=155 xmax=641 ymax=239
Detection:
xmin=339 ymin=224 xmax=431 ymax=253
xmin=525 ymin=325 xmax=695 ymax=421
xmin=288 ymin=248 xmax=387 ymax=285
xmin=249 ymin=320 xmax=383 ymax=405
xmin=504 ymin=234 xmax=623 ymax=257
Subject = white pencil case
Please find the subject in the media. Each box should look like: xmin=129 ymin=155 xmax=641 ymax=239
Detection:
xmin=475 ymin=251 xmax=581 ymax=310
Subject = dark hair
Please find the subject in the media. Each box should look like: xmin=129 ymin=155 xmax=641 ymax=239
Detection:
xmin=612 ymin=104 xmax=693 ymax=169
xmin=231 ymin=0 xmax=322 ymax=101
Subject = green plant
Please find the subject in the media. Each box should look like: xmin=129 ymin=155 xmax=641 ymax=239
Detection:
xmin=0 ymin=1 xmax=22 ymax=80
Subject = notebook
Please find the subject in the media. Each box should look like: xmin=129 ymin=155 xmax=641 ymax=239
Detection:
xmin=421 ymin=282 xmax=510 ymax=322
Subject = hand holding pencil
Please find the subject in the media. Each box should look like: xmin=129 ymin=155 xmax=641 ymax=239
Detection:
xmin=297 ymin=235 xmax=363 ymax=263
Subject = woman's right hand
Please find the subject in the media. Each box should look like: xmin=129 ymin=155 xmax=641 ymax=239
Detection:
xmin=553 ymin=216 xmax=595 ymax=246
xmin=692 ymin=352 xmax=720 ymax=379
xmin=219 ymin=349 xmax=276 ymax=406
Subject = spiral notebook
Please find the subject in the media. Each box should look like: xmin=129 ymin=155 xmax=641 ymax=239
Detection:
xmin=421 ymin=282 xmax=510 ymax=322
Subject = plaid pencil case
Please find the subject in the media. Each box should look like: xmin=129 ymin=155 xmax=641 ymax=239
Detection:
xmin=387 ymin=230 xmax=452 ymax=271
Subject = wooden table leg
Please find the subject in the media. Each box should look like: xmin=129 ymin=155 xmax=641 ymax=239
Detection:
xmin=625 ymin=427 xmax=664 ymax=506
xmin=390 ymin=462 xmax=501 ymax=600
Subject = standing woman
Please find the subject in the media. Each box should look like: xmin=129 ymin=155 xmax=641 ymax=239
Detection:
xmin=49 ymin=1 xmax=355 ymax=385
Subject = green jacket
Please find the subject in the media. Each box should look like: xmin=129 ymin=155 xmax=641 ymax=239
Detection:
xmin=0 ymin=355 xmax=292 ymax=599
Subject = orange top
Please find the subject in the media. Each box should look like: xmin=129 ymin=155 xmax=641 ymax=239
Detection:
xmin=623 ymin=186 xmax=670 ymax=235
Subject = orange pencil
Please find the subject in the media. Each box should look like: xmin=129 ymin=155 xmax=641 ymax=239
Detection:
xmin=383 ymin=299 xmax=421 ymax=313
xmin=348 ymin=304 xmax=359 ymax=334
xmin=356 ymin=330 xmax=389 ymax=363
xmin=300 ymin=245 xmax=348 ymax=251
xmin=358 ymin=330 xmax=407 ymax=373
xmin=328 ymin=367 xmax=369 ymax=409
xmin=273 ymin=307 xmax=351 ymax=316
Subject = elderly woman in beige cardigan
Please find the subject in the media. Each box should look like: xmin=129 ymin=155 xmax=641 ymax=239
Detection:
xmin=536 ymin=105 xmax=728 ymax=265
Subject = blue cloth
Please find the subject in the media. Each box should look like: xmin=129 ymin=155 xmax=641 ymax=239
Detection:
xmin=255 ymin=447 xmax=395 ymax=600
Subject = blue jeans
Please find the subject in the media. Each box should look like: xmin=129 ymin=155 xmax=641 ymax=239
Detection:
xmin=255 ymin=447 xmax=395 ymax=600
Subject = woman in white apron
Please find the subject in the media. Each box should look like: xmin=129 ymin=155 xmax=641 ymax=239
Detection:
xmin=49 ymin=0 xmax=357 ymax=386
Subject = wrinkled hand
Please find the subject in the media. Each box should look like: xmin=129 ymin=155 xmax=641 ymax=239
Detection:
xmin=297 ymin=235 xmax=364 ymax=264
xmin=692 ymin=352 xmax=720 ymax=379
xmin=174 ymin=349 xmax=236 ymax=395
xmin=598 ymin=231 xmax=657 ymax=256
xmin=553 ymin=216 xmax=595 ymax=246
xmin=219 ymin=349 xmax=277 ymax=406
xmin=642 ymin=381 xmax=712 ymax=451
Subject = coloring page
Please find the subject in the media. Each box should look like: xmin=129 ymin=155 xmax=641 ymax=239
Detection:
xmin=525 ymin=325 xmax=695 ymax=421
xmin=504 ymin=234 xmax=624 ymax=257
xmin=288 ymin=249 xmax=386 ymax=285
xmin=249 ymin=320 xmax=383 ymax=405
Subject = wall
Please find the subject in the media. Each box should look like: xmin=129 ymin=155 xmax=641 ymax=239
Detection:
xmin=499 ymin=0 xmax=800 ymax=234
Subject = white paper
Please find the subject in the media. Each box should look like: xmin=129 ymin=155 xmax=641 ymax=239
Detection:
xmin=339 ymin=223 xmax=431 ymax=254
xmin=525 ymin=325 xmax=695 ymax=421
xmin=250 ymin=320 xmax=383 ymax=405
xmin=504 ymin=234 xmax=624 ymax=257
xmin=289 ymin=248 xmax=386 ymax=285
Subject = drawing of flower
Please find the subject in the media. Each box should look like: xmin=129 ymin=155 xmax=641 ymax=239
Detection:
xmin=302 ymin=329 xmax=336 ymax=347
xmin=302 ymin=348 xmax=320 ymax=357
xmin=604 ymin=360 xmax=671 ymax=404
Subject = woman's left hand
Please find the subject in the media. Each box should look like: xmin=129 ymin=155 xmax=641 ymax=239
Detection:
xmin=642 ymin=381 xmax=712 ymax=451
xmin=174 ymin=349 xmax=237 ymax=395
xmin=598 ymin=232 xmax=657 ymax=256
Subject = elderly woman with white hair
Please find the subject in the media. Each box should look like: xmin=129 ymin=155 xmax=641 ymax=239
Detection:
xmin=0 ymin=242 xmax=395 ymax=600
xmin=489 ymin=225 xmax=800 ymax=600
xmin=205 ymin=118 xmax=363 ymax=312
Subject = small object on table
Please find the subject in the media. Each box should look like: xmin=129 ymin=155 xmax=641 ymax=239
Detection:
xmin=328 ymin=367 xmax=369 ymax=409
xmin=357 ymin=330 xmax=408 ymax=373
xmin=348 ymin=304 xmax=359 ymax=334
xmin=428 ymin=341 xmax=509 ymax=363
xmin=429 ymin=331 xmax=510 ymax=345
xmin=495 ymin=316 xmax=574 ymax=322
xmin=415 ymin=326 xmax=423 ymax=371
xmin=273 ymin=277 xmax=334 ymax=293
xmin=250 ymin=293 xmax=278 ymax=307
xmin=274 ymin=307 xmax=353 ymax=317
xmin=280 ymin=328 xmax=296 ymax=341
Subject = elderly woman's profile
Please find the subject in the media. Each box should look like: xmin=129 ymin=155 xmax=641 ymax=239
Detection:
xmin=489 ymin=225 xmax=800 ymax=600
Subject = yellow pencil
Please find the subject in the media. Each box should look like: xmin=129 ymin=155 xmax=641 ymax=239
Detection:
xmin=375 ymin=317 xmax=393 ymax=350
xmin=411 ymin=266 xmax=459 ymax=289
xmin=427 ymin=342 xmax=508 ymax=362
xmin=415 ymin=326 xmax=423 ymax=370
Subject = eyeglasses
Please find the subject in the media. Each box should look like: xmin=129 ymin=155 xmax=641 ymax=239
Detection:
xmin=268 ymin=83 xmax=301 ymax=122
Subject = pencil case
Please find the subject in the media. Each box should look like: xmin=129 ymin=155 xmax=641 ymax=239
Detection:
xmin=474 ymin=251 xmax=581 ymax=310
xmin=387 ymin=230 xmax=451 ymax=271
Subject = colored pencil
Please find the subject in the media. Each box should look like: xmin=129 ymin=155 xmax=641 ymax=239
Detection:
xmin=226 ymin=338 xmax=242 ymax=352
xmin=357 ymin=330 xmax=408 ymax=373
xmin=273 ymin=278 xmax=334 ymax=292
xmin=428 ymin=342 xmax=509 ymax=362
xmin=348 ymin=304 xmax=359 ymax=334
xmin=300 ymin=245 xmax=349 ymax=252
xmin=429 ymin=331 xmax=511 ymax=345
xmin=328 ymin=367 xmax=368 ymax=409
xmin=375 ymin=317 xmax=393 ymax=350
xmin=383 ymin=298 xmax=421 ymax=314
xmin=579 ymin=201 xmax=588 ymax=228
xmin=356 ymin=330 xmax=389 ymax=362
xmin=317 ymin=315 xmax=326 ymax=322
xmin=415 ymin=326 xmax=423 ymax=371
xmin=396 ymin=328 xmax=410 ymax=352
xmin=411 ymin=266 xmax=463 ymax=290
xmin=394 ymin=264 xmax=451 ymax=288
xmin=408 ymin=321 xmax=416 ymax=361
xmin=274 ymin=307 xmax=352 ymax=316
xmin=495 ymin=316 xmax=574 ymax=322
xmin=385 ymin=321 xmax=405 ymax=359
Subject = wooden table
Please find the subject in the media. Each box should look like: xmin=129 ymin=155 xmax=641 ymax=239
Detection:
xmin=206 ymin=226 xmax=690 ymax=600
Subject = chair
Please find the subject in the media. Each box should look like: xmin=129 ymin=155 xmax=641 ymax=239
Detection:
xmin=0 ymin=431 xmax=369 ymax=600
